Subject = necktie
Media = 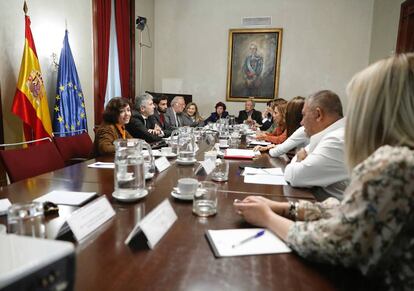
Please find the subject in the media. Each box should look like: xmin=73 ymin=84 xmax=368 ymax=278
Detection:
xmin=160 ymin=113 xmax=165 ymax=126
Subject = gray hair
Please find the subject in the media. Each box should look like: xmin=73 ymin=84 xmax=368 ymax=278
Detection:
xmin=171 ymin=96 xmax=184 ymax=106
xmin=247 ymin=97 xmax=255 ymax=108
xmin=135 ymin=93 xmax=153 ymax=111
xmin=307 ymin=90 xmax=343 ymax=117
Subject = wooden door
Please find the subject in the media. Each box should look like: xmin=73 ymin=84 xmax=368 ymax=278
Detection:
xmin=396 ymin=0 xmax=414 ymax=53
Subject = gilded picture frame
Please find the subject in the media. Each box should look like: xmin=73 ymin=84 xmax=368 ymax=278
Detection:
xmin=226 ymin=28 xmax=283 ymax=102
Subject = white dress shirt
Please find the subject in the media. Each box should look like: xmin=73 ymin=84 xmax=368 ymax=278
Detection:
xmin=284 ymin=118 xmax=349 ymax=199
xmin=269 ymin=126 xmax=309 ymax=157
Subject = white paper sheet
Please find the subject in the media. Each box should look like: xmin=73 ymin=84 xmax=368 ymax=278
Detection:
xmin=0 ymin=199 xmax=12 ymax=216
xmin=244 ymin=174 xmax=287 ymax=185
xmin=243 ymin=167 xmax=284 ymax=176
xmin=206 ymin=228 xmax=291 ymax=257
xmin=248 ymin=140 xmax=271 ymax=146
xmin=88 ymin=162 xmax=115 ymax=169
xmin=34 ymin=190 xmax=97 ymax=206
xmin=224 ymin=149 xmax=260 ymax=158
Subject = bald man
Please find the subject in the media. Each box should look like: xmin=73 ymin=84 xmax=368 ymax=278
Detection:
xmin=284 ymin=90 xmax=349 ymax=200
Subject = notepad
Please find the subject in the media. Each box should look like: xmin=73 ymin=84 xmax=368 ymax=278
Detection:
xmin=224 ymin=149 xmax=259 ymax=160
xmin=34 ymin=190 xmax=97 ymax=206
xmin=205 ymin=228 xmax=291 ymax=257
xmin=0 ymin=199 xmax=12 ymax=216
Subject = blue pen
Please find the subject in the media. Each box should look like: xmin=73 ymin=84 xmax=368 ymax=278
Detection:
xmin=232 ymin=230 xmax=265 ymax=248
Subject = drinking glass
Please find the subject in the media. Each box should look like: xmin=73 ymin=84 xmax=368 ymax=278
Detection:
xmin=193 ymin=181 xmax=218 ymax=217
xmin=211 ymin=159 xmax=229 ymax=182
xmin=7 ymin=202 xmax=46 ymax=238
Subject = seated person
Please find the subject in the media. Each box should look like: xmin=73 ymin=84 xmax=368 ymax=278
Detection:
xmin=262 ymin=98 xmax=288 ymax=133
xmin=165 ymin=96 xmax=198 ymax=128
xmin=204 ymin=102 xmax=229 ymax=124
xmin=234 ymin=53 xmax=414 ymax=290
xmin=236 ymin=97 xmax=262 ymax=125
xmin=255 ymin=97 xmax=308 ymax=158
xmin=153 ymin=95 xmax=172 ymax=137
xmin=184 ymin=102 xmax=204 ymax=126
xmin=126 ymin=93 xmax=163 ymax=143
xmin=256 ymin=101 xmax=288 ymax=144
xmin=94 ymin=97 xmax=133 ymax=156
xmin=259 ymin=100 xmax=274 ymax=131
xmin=284 ymin=90 xmax=348 ymax=200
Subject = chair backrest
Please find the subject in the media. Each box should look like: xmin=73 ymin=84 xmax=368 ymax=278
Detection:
xmin=0 ymin=141 xmax=65 ymax=183
xmin=53 ymin=132 xmax=93 ymax=165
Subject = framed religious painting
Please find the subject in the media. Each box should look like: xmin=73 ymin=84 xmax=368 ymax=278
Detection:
xmin=226 ymin=28 xmax=283 ymax=102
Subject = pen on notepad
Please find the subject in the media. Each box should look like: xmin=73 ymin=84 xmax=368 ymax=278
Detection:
xmin=231 ymin=230 xmax=265 ymax=248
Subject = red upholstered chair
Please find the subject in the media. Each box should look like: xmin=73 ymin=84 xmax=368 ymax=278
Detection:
xmin=53 ymin=132 xmax=94 ymax=166
xmin=0 ymin=139 xmax=65 ymax=183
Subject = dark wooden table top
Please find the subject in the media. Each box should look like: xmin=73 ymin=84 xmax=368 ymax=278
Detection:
xmin=0 ymin=139 xmax=366 ymax=291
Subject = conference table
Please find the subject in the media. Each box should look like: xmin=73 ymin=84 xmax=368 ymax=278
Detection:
xmin=0 ymin=137 xmax=365 ymax=290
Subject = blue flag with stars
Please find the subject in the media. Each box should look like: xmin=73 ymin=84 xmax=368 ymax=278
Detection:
xmin=53 ymin=30 xmax=87 ymax=136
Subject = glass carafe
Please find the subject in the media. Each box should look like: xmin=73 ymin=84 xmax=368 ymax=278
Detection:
xmin=113 ymin=139 xmax=152 ymax=197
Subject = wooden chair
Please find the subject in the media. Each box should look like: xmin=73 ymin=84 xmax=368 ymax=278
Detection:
xmin=53 ymin=131 xmax=94 ymax=166
xmin=0 ymin=138 xmax=65 ymax=183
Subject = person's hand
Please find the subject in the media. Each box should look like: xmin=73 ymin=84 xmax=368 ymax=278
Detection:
xmin=252 ymin=145 xmax=273 ymax=152
xmin=238 ymin=196 xmax=283 ymax=214
xmin=296 ymin=148 xmax=308 ymax=162
xmin=233 ymin=198 xmax=274 ymax=228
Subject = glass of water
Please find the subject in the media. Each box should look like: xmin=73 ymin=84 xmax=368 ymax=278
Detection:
xmin=211 ymin=159 xmax=229 ymax=182
xmin=193 ymin=181 xmax=218 ymax=217
xmin=7 ymin=202 xmax=46 ymax=238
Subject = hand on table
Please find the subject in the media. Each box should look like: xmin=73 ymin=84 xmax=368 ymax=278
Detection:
xmin=233 ymin=197 xmax=274 ymax=228
xmin=296 ymin=148 xmax=308 ymax=162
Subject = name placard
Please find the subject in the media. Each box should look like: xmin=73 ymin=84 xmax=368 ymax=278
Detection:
xmin=200 ymin=159 xmax=216 ymax=175
xmin=154 ymin=156 xmax=171 ymax=172
xmin=125 ymin=199 xmax=177 ymax=248
xmin=67 ymin=196 xmax=115 ymax=242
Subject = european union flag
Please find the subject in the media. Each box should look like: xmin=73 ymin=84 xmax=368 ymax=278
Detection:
xmin=53 ymin=30 xmax=87 ymax=136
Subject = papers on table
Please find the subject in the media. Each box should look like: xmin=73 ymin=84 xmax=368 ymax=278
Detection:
xmin=243 ymin=167 xmax=287 ymax=185
xmin=34 ymin=190 xmax=97 ymax=206
xmin=224 ymin=149 xmax=260 ymax=160
xmin=242 ymin=167 xmax=284 ymax=176
xmin=0 ymin=199 xmax=12 ymax=216
xmin=205 ymin=228 xmax=291 ymax=257
xmin=248 ymin=140 xmax=271 ymax=146
xmin=88 ymin=162 xmax=114 ymax=169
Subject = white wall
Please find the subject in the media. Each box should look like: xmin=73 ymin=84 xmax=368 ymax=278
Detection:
xmin=0 ymin=0 xmax=94 ymax=143
xmin=154 ymin=0 xmax=374 ymax=116
xmin=369 ymin=0 xmax=403 ymax=63
xmin=136 ymin=0 xmax=155 ymax=94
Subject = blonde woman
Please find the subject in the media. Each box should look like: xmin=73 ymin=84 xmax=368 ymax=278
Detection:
xmin=234 ymin=53 xmax=414 ymax=289
xmin=184 ymin=102 xmax=204 ymax=126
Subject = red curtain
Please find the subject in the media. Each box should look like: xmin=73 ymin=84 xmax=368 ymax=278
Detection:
xmin=115 ymin=0 xmax=132 ymax=100
xmin=95 ymin=0 xmax=111 ymax=125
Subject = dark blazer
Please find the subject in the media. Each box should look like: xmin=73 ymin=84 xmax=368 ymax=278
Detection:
xmin=126 ymin=111 xmax=163 ymax=143
xmin=153 ymin=110 xmax=172 ymax=137
xmin=236 ymin=109 xmax=262 ymax=125
xmin=204 ymin=111 xmax=229 ymax=124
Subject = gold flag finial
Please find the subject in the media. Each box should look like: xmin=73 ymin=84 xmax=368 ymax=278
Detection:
xmin=23 ymin=1 xmax=28 ymax=15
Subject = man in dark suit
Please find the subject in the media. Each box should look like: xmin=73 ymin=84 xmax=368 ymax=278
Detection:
xmin=153 ymin=95 xmax=172 ymax=137
xmin=126 ymin=94 xmax=164 ymax=143
xmin=236 ymin=98 xmax=262 ymax=125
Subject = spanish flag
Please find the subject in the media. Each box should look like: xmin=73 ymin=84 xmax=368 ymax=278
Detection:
xmin=11 ymin=12 xmax=52 ymax=142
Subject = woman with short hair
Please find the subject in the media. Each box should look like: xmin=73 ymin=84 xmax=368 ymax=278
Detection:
xmin=204 ymin=101 xmax=229 ymax=124
xmin=234 ymin=53 xmax=414 ymax=289
xmin=94 ymin=97 xmax=133 ymax=156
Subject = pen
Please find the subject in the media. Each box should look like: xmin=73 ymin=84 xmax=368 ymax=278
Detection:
xmin=232 ymin=230 xmax=265 ymax=248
